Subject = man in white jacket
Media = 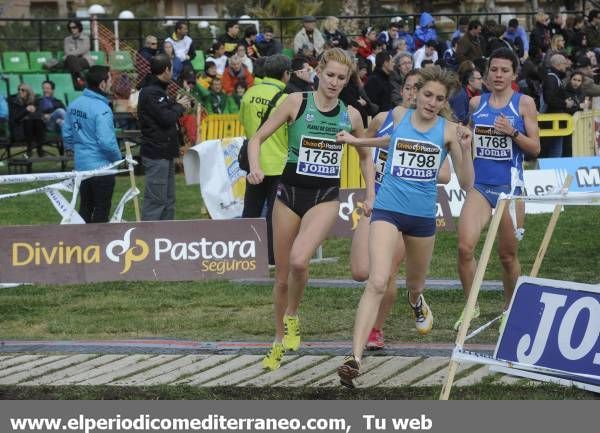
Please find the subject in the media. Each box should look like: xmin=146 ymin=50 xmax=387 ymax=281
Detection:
xmin=293 ymin=16 xmax=325 ymax=57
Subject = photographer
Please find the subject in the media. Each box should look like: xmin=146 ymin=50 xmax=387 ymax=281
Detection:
xmin=138 ymin=54 xmax=192 ymax=221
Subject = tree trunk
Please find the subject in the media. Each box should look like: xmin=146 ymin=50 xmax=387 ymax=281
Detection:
xmin=340 ymin=0 xmax=365 ymax=36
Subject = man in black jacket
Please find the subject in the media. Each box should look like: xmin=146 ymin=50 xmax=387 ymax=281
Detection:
xmin=138 ymin=54 xmax=191 ymax=220
xmin=284 ymin=56 xmax=314 ymax=93
xmin=541 ymin=53 xmax=574 ymax=158
xmin=365 ymin=51 xmax=393 ymax=113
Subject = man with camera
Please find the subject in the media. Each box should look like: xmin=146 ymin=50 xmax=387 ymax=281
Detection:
xmin=138 ymin=54 xmax=192 ymax=221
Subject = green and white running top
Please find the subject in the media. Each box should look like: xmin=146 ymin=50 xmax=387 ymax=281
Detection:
xmin=281 ymin=92 xmax=352 ymax=188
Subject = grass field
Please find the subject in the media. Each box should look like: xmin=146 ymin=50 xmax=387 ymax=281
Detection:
xmin=1 ymin=170 xmax=599 ymax=399
xmin=1 ymin=172 xmax=599 ymax=342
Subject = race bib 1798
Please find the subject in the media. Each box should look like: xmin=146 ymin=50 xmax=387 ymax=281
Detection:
xmin=296 ymin=135 xmax=344 ymax=178
xmin=474 ymin=124 xmax=513 ymax=161
xmin=390 ymin=138 xmax=441 ymax=182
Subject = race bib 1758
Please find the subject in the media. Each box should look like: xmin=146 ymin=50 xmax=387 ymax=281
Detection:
xmin=296 ymin=135 xmax=343 ymax=178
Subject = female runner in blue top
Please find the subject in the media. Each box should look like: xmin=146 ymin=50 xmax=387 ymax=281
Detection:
xmin=350 ymin=70 xmax=451 ymax=351
xmin=336 ymin=66 xmax=474 ymax=388
xmin=455 ymin=48 xmax=540 ymax=331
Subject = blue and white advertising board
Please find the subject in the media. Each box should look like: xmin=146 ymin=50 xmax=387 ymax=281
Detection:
xmin=494 ymin=276 xmax=600 ymax=392
xmin=539 ymin=156 xmax=600 ymax=192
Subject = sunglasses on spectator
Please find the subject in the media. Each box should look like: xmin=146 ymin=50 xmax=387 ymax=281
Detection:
xmin=19 ymin=88 xmax=27 ymax=92
xmin=69 ymin=26 xmax=78 ymax=30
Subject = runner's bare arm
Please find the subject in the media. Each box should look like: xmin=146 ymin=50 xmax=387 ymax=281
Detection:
xmin=447 ymin=122 xmax=474 ymax=191
xmin=348 ymin=106 xmax=375 ymax=216
xmin=336 ymin=131 xmax=390 ymax=148
xmin=516 ymin=95 xmax=541 ymax=157
xmin=437 ymin=158 xmax=452 ymax=184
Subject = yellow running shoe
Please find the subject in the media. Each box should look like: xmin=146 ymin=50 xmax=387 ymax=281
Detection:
xmin=409 ymin=293 xmax=433 ymax=335
xmin=453 ymin=304 xmax=481 ymax=332
xmin=282 ymin=315 xmax=301 ymax=351
xmin=262 ymin=342 xmax=286 ymax=371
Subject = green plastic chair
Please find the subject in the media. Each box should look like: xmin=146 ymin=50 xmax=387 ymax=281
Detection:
xmin=2 ymin=52 xmax=29 ymax=73
xmin=28 ymin=51 xmax=53 ymax=72
xmin=56 ymin=51 xmax=64 ymax=61
xmin=47 ymin=73 xmax=75 ymax=97
xmin=90 ymin=51 xmax=107 ymax=65
xmin=21 ymin=74 xmax=47 ymax=95
xmin=109 ymin=51 xmax=134 ymax=71
xmin=65 ymin=90 xmax=83 ymax=105
xmin=191 ymin=51 xmax=205 ymax=72
xmin=0 ymin=74 xmax=21 ymax=97
xmin=282 ymin=48 xmax=295 ymax=59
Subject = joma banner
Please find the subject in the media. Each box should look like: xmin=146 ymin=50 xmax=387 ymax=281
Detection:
xmin=494 ymin=276 xmax=600 ymax=391
xmin=0 ymin=219 xmax=268 ymax=284
xmin=330 ymin=187 xmax=455 ymax=238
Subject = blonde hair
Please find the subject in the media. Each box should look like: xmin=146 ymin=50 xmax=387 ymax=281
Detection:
xmin=322 ymin=16 xmax=339 ymax=33
xmin=317 ymin=47 xmax=353 ymax=72
xmin=413 ymin=66 xmax=459 ymax=121
xmin=551 ymin=33 xmax=565 ymax=49
xmin=17 ymin=83 xmax=35 ymax=105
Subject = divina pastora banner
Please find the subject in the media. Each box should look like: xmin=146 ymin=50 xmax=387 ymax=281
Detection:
xmin=0 ymin=219 xmax=268 ymax=284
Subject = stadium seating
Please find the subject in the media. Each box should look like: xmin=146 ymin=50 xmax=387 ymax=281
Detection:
xmin=282 ymin=48 xmax=294 ymax=59
xmin=0 ymin=74 xmax=21 ymax=97
xmin=65 ymin=90 xmax=83 ymax=104
xmin=109 ymin=51 xmax=134 ymax=71
xmin=28 ymin=52 xmax=53 ymax=72
xmin=22 ymin=74 xmax=47 ymax=95
xmin=47 ymin=73 xmax=75 ymax=103
xmin=2 ymin=52 xmax=29 ymax=73
xmin=90 ymin=51 xmax=107 ymax=65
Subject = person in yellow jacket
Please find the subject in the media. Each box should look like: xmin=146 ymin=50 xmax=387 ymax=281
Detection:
xmin=239 ymin=54 xmax=291 ymax=265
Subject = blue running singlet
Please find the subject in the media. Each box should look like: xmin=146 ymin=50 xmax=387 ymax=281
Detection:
xmin=373 ymin=110 xmax=395 ymax=193
xmin=374 ymin=109 xmax=447 ymax=218
xmin=471 ymin=92 xmax=525 ymax=186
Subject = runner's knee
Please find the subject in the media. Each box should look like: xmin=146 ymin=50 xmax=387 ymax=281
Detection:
xmin=288 ymin=255 xmax=309 ymax=275
xmin=458 ymin=240 xmax=475 ymax=262
xmin=351 ymin=267 xmax=369 ymax=282
xmin=366 ymin=275 xmax=389 ymax=295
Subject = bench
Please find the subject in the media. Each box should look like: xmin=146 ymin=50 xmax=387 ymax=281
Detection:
xmin=7 ymin=155 xmax=71 ymax=174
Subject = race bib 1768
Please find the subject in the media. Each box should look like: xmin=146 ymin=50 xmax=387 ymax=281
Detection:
xmin=296 ymin=135 xmax=344 ymax=178
xmin=390 ymin=138 xmax=441 ymax=182
xmin=474 ymin=124 xmax=513 ymax=161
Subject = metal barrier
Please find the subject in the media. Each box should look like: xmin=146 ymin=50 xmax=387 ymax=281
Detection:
xmin=200 ymin=111 xmax=599 ymax=188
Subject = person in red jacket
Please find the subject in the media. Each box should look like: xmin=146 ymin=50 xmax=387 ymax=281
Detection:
xmin=355 ymin=26 xmax=378 ymax=60
xmin=221 ymin=54 xmax=254 ymax=95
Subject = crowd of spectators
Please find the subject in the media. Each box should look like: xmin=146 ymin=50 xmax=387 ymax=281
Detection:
xmin=134 ymin=10 xmax=598 ymax=160
xmin=3 ymin=9 xmax=600 ymax=224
